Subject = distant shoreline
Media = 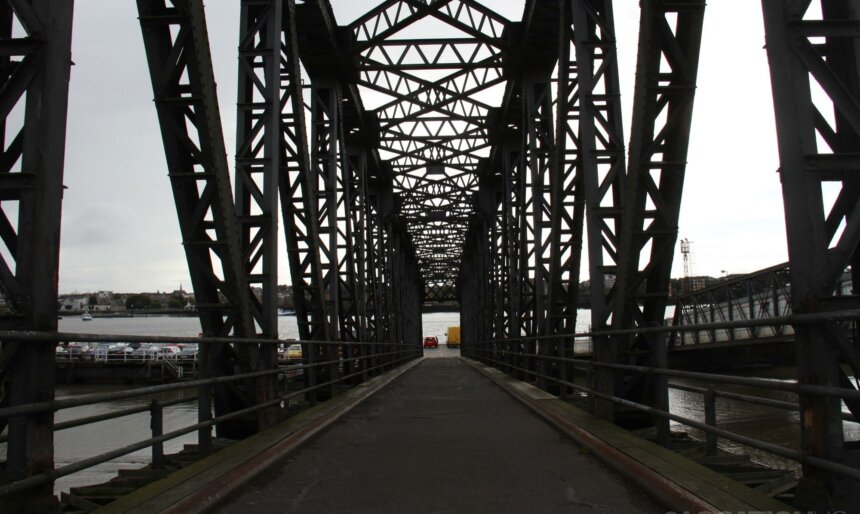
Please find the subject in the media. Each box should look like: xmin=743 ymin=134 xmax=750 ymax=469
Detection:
xmin=421 ymin=305 xmax=459 ymax=313
xmin=60 ymin=309 xmax=197 ymax=319
xmin=61 ymin=307 xmax=460 ymax=318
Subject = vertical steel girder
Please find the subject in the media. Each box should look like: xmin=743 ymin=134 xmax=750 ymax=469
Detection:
xmin=387 ymin=227 xmax=421 ymax=346
xmin=278 ymin=0 xmax=330 ymax=345
xmin=236 ymin=0 xmax=280 ymax=338
xmin=234 ymin=0 xmax=289 ymax=429
xmin=309 ymin=83 xmax=350 ymax=393
xmin=501 ymin=146 xmax=522 ymax=343
xmin=521 ymin=79 xmax=553 ymax=342
xmin=547 ymin=0 xmax=585 ymax=339
xmin=137 ymin=0 xmax=254 ymax=338
xmin=460 ymin=177 xmax=495 ymax=353
xmin=588 ymin=0 xmax=703 ymax=429
xmin=763 ymin=0 xmax=860 ymax=509
xmin=310 ymin=84 xmax=363 ymax=347
xmin=0 ymin=1 xmax=73 ymax=509
xmin=569 ymin=0 xmax=628 ymax=420
xmin=577 ymin=0 xmax=626 ymax=330
xmin=138 ymin=0 xmax=275 ymax=439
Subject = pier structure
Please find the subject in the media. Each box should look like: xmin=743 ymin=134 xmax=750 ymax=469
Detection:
xmin=0 ymin=1 xmax=858 ymax=512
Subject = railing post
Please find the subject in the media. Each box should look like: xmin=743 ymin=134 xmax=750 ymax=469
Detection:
xmin=306 ymin=341 xmax=318 ymax=405
xmin=558 ymin=336 xmax=568 ymax=401
xmin=704 ymin=387 xmax=717 ymax=455
xmin=654 ymin=331 xmax=670 ymax=447
xmin=197 ymin=343 xmax=212 ymax=455
xmin=150 ymin=399 xmax=164 ymax=469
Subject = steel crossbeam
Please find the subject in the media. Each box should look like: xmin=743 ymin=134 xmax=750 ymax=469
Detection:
xmin=762 ymin=0 xmax=860 ymax=508
xmin=350 ymin=0 xmax=507 ymax=53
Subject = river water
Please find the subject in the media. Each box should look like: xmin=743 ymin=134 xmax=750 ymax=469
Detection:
xmin=1 ymin=311 xmax=856 ymax=495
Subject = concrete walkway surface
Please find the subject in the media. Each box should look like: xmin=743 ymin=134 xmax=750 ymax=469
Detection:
xmin=220 ymin=358 xmax=662 ymax=514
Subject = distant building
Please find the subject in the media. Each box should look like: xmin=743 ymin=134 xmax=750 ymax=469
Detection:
xmin=60 ymin=296 xmax=88 ymax=312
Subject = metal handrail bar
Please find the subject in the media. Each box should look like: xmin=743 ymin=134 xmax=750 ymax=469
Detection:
xmin=668 ymin=382 xmax=856 ymax=423
xmin=0 ymin=330 xmax=412 ymax=347
xmin=0 ymin=345 xmax=417 ymax=419
xmin=0 ymin=396 xmax=198 ymax=444
xmin=469 ymin=349 xmax=860 ymax=482
xmin=284 ymin=347 xmax=407 ymax=372
xmin=668 ymin=382 xmax=796 ymax=410
xmin=471 ymin=344 xmax=860 ymax=402
xmin=0 ymin=350 xmax=418 ymax=497
xmin=469 ymin=308 xmax=860 ymax=345
xmin=0 ymin=368 xmax=271 ymax=419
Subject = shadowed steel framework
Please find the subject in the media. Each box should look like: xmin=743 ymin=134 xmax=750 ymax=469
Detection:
xmin=0 ymin=0 xmax=858 ymax=511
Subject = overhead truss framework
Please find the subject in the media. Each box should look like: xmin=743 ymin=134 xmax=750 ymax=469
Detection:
xmin=351 ymin=0 xmax=510 ymax=301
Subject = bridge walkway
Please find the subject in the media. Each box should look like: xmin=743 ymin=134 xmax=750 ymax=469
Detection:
xmin=219 ymin=357 xmax=661 ymax=513
xmin=99 ymin=354 xmax=793 ymax=513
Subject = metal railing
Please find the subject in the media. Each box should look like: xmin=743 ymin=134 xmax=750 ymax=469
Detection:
xmin=669 ymin=265 xmax=854 ymax=347
xmin=0 ymin=332 xmax=421 ymax=501
xmin=463 ymin=309 xmax=860 ymax=484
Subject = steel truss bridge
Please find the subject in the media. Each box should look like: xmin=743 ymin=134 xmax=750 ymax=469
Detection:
xmin=0 ymin=0 xmax=859 ymax=511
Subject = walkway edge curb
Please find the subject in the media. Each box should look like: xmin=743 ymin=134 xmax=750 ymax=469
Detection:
xmin=98 ymin=357 xmax=425 ymax=514
xmin=460 ymin=356 xmax=725 ymax=514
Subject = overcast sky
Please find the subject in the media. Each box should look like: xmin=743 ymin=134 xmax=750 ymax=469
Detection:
xmin=58 ymin=1 xmax=785 ymax=294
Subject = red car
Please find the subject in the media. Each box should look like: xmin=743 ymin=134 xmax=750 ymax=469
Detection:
xmin=423 ymin=336 xmax=438 ymax=349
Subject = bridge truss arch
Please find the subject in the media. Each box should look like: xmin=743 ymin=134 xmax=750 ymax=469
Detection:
xmin=0 ymin=0 xmax=859 ymax=510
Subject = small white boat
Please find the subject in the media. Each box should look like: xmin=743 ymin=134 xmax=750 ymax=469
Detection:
xmin=81 ymin=312 xmax=93 ymax=321
xmin=277 ymin=308 xmax=295 ymax=316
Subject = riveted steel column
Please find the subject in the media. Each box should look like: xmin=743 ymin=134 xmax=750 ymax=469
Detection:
xmin=235 ymin=0 xmax=282 ymax=431
xmin=310 ymin=82 xmax=344 ymax=397
xmin=278 ymin=0 xmax=329 ymax=346
xmin=138 ymin=0 xmax=262 ymax=441
xmin=546 ymin=0 xmax=587 ymax=396
xmin=763 ymin=0 xmax=860 ymax=508
xmin=0 ymin=1 xmax=73 ymax=509
xmin=573 ymin=0 xmax=628 ymax=421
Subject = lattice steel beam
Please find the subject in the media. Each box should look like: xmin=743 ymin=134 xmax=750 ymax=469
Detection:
xmin=350 ymin=0 xmax=508 ymax=52
xmin=138 ymin=0 xmax=271 ymax=441
xmin=235 ymin=0 xmax=281 ymax=338
xmin=601 ymin=0 xmax=704 ymax=429
xmin=0 ymin=1 xmax=73 ymax=509
xmin=278 ymin=0 xmax=330 ymax=344
xmin=763 ymin=0 xmax=860 ymax=508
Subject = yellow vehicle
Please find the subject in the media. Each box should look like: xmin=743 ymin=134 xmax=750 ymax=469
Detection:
xmin=286 ymin=344 xmax=303 ymax=360
xmin=446 ymin=326 xmax=460 ymax=348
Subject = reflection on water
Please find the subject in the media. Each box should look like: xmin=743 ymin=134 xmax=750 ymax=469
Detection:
xmin=668 ymin=373 xmax=860 ymax=474
xmin=668 ymin=378 xmax=802 ymax=472
xmin=54 ymin=385 xmax=198 ymax=493
xmin=0 ymin=383 xmax=199 ymax=494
